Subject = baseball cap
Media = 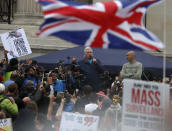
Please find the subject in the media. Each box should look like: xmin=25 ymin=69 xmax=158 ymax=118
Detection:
xmin=96 ymin=91 xmax=106 ymax=97
xmin=85 ymin=103 xmax=98 ymax=113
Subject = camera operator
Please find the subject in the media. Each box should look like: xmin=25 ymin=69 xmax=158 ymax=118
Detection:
xmin=72 ymin=65 xmax=85 ymax=93
xmin=63 ymin=66 xmax=75 ymax=94
xmin=71 ymin=57 xmax=78 ymax=65
xmin=79 ymin=47 xmax=103 ymax=92
xmin=100 ymin=71 xmax=112 ymax=91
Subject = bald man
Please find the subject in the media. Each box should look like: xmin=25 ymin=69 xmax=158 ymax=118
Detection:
xmin=79 ymin=47 xmax=103 ymax=91
xmin=120 ymin=51 xmax=142 ymax=80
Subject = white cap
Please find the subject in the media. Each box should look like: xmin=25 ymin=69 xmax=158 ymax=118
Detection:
xmin=0 ymin=83 xmax=5 ymax=93
xmin=85 ymin=104 xmax=98 ymax=113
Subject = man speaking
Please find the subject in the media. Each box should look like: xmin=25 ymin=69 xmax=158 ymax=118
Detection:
xmin=79 ymin=47 xmax=103 ymax=91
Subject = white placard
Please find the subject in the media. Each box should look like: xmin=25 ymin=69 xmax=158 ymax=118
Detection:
xmin=59 ymin=112 xmax=99 ymax=131
xmin=0 ymin=28 xmax=32 ymax=59
xmin=121 ymin=79 xmax=169 ymax=131
xmin=0 ymin=118 xmax=13 ymax=131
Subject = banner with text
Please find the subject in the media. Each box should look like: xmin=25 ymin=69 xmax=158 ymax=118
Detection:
xmin=0 ymin=28 xmax=32 ymax=59
xmin=60 ymin=112 xmax=99 ymax=131
xmin=121 ymin=79 xmax=169 ymax=131
xmin=0 ymin=118 xmax=13 ymax=131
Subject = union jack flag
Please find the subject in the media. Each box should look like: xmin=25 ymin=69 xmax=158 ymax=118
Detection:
xmin=36 ymin=0 xmax=163 ymax=51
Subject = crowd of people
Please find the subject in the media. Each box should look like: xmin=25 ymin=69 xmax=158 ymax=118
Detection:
xmin=0 ymin=47 xmax=171 ymax=131
xmin=0 ymin=47 xmax=123 ymax=131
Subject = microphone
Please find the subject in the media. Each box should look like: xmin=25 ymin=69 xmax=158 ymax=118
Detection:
xmin=89 ymin=56 xmax=93 ymax=60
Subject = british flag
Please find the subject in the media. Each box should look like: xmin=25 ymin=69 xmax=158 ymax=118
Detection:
xmin=36 ymin=0 xmax=164 ymax=51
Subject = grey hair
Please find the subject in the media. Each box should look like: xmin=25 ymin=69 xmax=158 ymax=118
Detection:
xmin=84 ymin=47 xmax=93 ymax=53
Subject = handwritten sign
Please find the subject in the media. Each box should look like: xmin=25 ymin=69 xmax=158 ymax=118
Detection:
xmin=59 ymin=112 xmax=99 ymax=131
xmin=121 ymin=79 xmax=169 ymax=131
xmin=0 ymin=118 xmax=13 ymax=131
xmin=0 ymin=28 xmax=32 ymax=59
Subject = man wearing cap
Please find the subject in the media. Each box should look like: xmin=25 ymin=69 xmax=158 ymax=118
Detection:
xmin=97 ymin=91 xmax=112 ymax=114
xmin=79 ymin=47 xmax=103 ymax=91
xmin=0 ymin=83 xmax=18 ymax=117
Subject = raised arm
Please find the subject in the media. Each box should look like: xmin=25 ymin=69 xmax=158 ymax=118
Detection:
xmin=55 ymin=98 xmax=65 ymax=119
xmin=47 ymin=95 xmax=54 ymax=121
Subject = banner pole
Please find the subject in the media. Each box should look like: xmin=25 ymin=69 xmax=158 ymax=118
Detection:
xmin=163 ymin=0 xmax=166 ymax=83
xmin=162 ymin=1 xmax=167 ymax=131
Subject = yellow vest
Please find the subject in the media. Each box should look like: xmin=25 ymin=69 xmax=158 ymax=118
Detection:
xmin=3 ymin=71 xmax=13 ymax=82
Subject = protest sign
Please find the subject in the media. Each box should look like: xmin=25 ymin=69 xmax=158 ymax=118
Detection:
xmin=0 ymin=28 xmax=32 ymax=59
xmin=0 ymin=118 xmax=13 ymax=131
xmin=59 ymin=112 xmax=99 ymax=131
xmin=121 ymin=79 xmax=169 ymax=131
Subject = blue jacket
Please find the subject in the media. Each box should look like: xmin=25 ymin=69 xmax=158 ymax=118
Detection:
xmin=57 ymin=101 xmax=73 ymax=112
xmin=53 ymin=80 xmax=66 ymax=92
xmin=64 ymin=101 xmax=73 ymax=112
xmin=23 ymin=76 xmax=40 ymax=89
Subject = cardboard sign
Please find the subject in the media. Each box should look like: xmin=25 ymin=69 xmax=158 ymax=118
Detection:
xmin=0 ymin=118 xmax=13 ymax=131
xmin=59 ymin=112 xmax=99 ymax=131
xmin=121 ymin=79 xmax=169 ymax=131
xmin=0 ymin=28 xmax=32 ymax=59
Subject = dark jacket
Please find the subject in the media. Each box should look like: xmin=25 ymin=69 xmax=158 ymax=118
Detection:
xmin=74 ymin=96 xmax=89 ymax=113
xmin=32 ymin=89 xmax=49 ymax=115
xmin=79 ymin=59 xmax=103 ymax=91
xmin=13 ymin=109 xmax=38 ymax=131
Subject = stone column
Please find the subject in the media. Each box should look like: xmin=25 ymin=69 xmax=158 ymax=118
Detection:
xmin=16 ymin=0 xmax=42 ymax=16
xmin=146 ymin=0 xmax=172 ymax=56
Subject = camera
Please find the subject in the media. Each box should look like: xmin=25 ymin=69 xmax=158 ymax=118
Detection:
xmin=57 ymin=60 xmax=64 ymax=67
xmin=72 ymin=64 xmax=80 ymax=72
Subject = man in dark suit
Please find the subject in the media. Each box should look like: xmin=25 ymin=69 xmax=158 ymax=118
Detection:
xmin=79 ymin=47 xmax=103 ymax=91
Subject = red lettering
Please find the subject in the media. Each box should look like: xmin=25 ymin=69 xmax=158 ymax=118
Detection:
xmin=141 ymin=89 xmax=147 ymax=105
xmin=132 ymin=88 xmax=140 ymax=103
xmin=132 ymin=88 xmax=160 ymax=107
xmin=155 ymin=91 xmax=160 ymax=107
xmin=148 ymin=90 xmax=154 ymax=106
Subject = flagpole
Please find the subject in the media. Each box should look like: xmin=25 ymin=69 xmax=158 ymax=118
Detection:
xmin=163 ymin=0 xmax=166 ymax=83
